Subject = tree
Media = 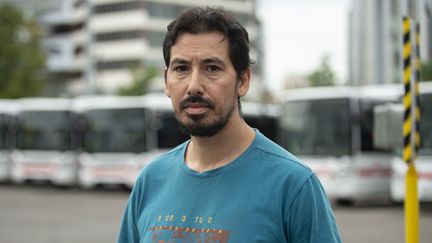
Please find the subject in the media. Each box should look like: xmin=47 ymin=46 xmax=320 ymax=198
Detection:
xmin=117 ymin=65 xmax=159 ymax=96
xmin=306 ymin=54 xmax=337 ymax=86
xmin=420 ymin=59 xmax=432 ymax=81
xmin=0 ymin=4 xmax=46 ymax=98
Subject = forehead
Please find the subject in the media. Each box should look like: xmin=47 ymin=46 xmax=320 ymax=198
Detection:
xmin=170 ymin=32 xmax=230 ymax=61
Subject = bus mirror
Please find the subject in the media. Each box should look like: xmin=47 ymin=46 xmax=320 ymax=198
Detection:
xmin=373 ymin=103 xmax=403 ymax=150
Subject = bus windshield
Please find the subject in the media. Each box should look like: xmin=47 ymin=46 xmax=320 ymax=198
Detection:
xmin=419 ymin=93 xmax=432 ymax=156
xmin=245 ymin=115 xmax=278 ymax=141
xmin=16 ymin=111 xmax=72 ymax=151
xmin=155 ymin=111 xmax=189 ymax=149
xmin=82 ymin=108 xmax=147 ymax=153
xmin=278 ymin=98 xmax=352 ymax=156
xmin=359 ymin=99 xmax=397 ymax=152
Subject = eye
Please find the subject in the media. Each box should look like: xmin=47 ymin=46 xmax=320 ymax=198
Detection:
xmin=173 ymin=65 xmax=189 ymax=73
xmin=206 ymin=65 xmax=221 ymax=72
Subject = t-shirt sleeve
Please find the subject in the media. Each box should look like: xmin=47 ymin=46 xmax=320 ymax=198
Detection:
xmin=286 ymin=174 xmax=342 ymax=243
xmin=117 ymin=183 xmax=141 ymax=243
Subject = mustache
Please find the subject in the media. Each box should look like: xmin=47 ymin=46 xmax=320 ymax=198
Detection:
xmin=180 ymin=95 xmax=215 ymax=109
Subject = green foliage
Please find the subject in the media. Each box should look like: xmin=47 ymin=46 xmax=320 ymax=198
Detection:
xmin=117 ymin=65 xmax=159 ymax=96
xmin=420 ymin=60 xmax=432 ymax=82
xmin=306 ymin=54 xmax=337 ymax=86
xmin=0 ymin=3 xmax=46 ymax=98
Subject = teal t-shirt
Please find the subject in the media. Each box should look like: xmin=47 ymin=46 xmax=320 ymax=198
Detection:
xmin=117 ymin=131 xmax=341 ymax=243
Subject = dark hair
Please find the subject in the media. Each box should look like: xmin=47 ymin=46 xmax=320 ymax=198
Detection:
xmin=163 ymin=7 xmax=253 ymax=77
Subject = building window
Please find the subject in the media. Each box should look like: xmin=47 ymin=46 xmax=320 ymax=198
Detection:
xmin=97 ymin=60 xmax=141 ymax=70
xmin=144 ymin=2 xmax=252 ymax=26
xmin=93 ymin=1 xmax=143 ymax=14
xmin=95 ymin=31 xmax=143 ymax=42
xmin=145 ymin=2 xmax=188 ymax=19
xmin=49 ymin=23 xmax=84 ymax=35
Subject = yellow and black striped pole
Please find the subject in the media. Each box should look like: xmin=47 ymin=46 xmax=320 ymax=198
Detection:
xmin=402 ymin=16 xmax=412 ymax=165
xmin=414 ymin=22 xmax=421 ymax=153
xmin=402 ymin=16 xmax=419 ymax=243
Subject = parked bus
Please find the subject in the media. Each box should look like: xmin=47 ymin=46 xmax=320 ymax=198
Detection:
xmin=0 ymin=100 xmax=18 ymax=182
xmin=4 ymin=95 xmax=281 ymax=189
xmin=73 ymin=96 xmax=151 ymax=189
xmin=277 ymin=85 xmax=401 ymax=204
xmin=389 ymin=81 xmax=432 ymax=202
xmin=10 ymin=98 xmax=78 ymax=186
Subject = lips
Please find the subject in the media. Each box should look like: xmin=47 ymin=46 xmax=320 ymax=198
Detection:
xmin=184 ymin=103 xmax=209 ymax=115
xmin=180 ymin=95 xmax=214 ymax=116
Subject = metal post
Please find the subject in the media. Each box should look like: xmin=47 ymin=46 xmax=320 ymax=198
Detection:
xmin=402 ymin=16 xmax=419 ymax=243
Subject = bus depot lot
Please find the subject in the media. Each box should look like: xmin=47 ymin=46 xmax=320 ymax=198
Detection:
xmin=1 ymin=184 xmax=432 ymax=243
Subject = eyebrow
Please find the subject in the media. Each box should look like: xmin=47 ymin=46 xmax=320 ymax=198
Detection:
xmin=169 ymin=56 xmax=226 ymax=67
xmin=170 ymin=58 xmax=189 ymax=66
xmin=202 ymin=57 xmax=225 ymax=66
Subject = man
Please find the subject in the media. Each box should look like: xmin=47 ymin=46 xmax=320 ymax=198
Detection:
xmin=117 ymin=7 xmax=341 ymax=243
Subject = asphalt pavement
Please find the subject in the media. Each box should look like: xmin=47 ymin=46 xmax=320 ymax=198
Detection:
xmin=1 ymin=183 xmax=431 ymax=243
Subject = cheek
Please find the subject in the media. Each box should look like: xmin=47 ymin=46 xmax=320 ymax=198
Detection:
xmin=166 ymin=82 xmax=185 ymax=98
xmin=170 ymin=95 xmax=182 ymax=110
xmin=220 ymin=82 xmax=239 ymax=100
xmin=213 ymin=87 xmax=237 ymax=109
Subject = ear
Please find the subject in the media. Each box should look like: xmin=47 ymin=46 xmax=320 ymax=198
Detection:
xmin=237 ymin=68 xmax=251 ymax=97
xmin=164 ymin=68 xmax=170 ymax=98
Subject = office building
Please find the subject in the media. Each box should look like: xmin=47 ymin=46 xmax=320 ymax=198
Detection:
xmin=348 ymin=0 xmax=432 ymax=85
xmin=2 ymin=0 xmax=263 ymax=97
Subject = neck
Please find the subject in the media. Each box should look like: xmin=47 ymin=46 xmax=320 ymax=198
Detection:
xmin=185 ymin=114 xmax=256 ymax=173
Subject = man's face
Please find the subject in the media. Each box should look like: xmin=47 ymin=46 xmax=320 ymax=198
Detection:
xmin=165 ymin=31 xmax=249 ymax=137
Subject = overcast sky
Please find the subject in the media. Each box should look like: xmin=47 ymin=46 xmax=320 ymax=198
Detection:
xmin=257 ymin=0 xmax=351 ymax=90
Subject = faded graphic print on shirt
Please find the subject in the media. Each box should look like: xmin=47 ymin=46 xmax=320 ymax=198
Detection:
xmin=149 ymin=226 xmax=230 ymax=242
xmin=145 ymin=214 xmax=231 ymax=242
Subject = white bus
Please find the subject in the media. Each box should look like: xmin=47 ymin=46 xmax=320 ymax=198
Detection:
xmin=0 ymin=100 xmax=18 ymax=182
xmin=74 ymin=94 xmax=190 ymax=189
xmin=389 ymin=81 xmax=432 ymax=202
xmin=10 ymin=98 xmax=78 ymax=186
xmin=73 ymin=96 xmax=151 ymax=189
xmin=277 ymin=85 xmax=401 ymax=204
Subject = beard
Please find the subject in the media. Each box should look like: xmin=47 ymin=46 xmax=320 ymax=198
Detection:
xmin=176 ymin=95 xmax=235 ymax=137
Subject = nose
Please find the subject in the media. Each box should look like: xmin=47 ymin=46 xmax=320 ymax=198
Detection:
xmin=186 ymin=69 xmax=204 ymax=96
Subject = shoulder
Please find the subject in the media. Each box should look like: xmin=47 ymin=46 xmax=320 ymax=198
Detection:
xmin=253 ymin=132 xmax=314 ymax=179
xmin=245 ymin=133 xmax=331 ymax=219
xmin=136 ymin=141 xmax=187 ymax=182
xmin=243 ymin=132 xmax=318 ymax=202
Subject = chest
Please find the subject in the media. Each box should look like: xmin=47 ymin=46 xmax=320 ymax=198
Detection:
xmin=136 ymin=173 xmax=286 ymax=242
